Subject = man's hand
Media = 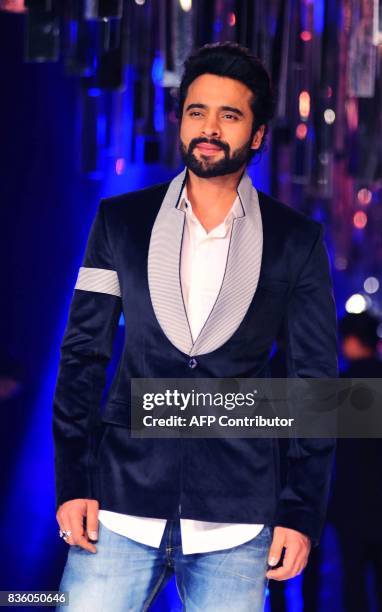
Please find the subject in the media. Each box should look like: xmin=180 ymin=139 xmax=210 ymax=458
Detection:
xmin=266 ymin=526 xmax=311 ymax=581
xmin=56 ymin=499 xmax=99 ymax=553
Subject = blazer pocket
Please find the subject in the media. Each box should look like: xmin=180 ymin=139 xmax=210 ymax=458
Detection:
xmin=256 ymin=279 xmax=289 ymax=313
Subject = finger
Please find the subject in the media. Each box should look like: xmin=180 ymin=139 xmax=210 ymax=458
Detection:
xmin=266 ymin=556 xmax=306 ymax=581
xmin=267 ymin=529 xmax=285 ymax=568
xmin=286 ymin=540 xmax=310 ymax=577
xmin=69 ymin=512 xmax=97 ymax=553
xmin=62 ymin=532 xmax=75 ymax=546
xmin=56 ymin=507 xmax=74 ymax=544
xmin=296 ymin=554 xmax=309 ymax=576
xmin=85 ymin=500 xmax=99 ymax=541
xmin=266 ymin=542 xmax=301 ymax=581
xmin=58 ymin=522 xmax=75 ymax=546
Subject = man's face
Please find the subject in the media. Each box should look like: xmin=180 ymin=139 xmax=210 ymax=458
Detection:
xmin=179 ymin=73 xmax=265 ymax=178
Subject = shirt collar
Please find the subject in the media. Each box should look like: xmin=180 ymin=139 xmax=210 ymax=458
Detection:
xmin=177 ymin=184 xmax=242 ymax=236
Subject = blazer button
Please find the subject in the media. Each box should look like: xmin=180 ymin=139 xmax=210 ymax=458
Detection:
xmin=188 ymin=357 xmax=198 ymax=369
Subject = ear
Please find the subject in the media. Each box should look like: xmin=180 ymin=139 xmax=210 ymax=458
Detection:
xmin=251 ymin=125 xmax=266 ymax=150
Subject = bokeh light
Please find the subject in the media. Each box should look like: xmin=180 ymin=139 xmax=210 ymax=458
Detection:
xmin=296 ymin=123 xmax=308 ymax=139
xmin=345 ymin=294 xmax=367 ymax=313
xmin=115 ymin=158 xmax=125 ymax=175
xmin=324 ymin=108 xmax=335 ymax=124
xmin=357 ymin=188 xmax=372 ymax=206
xmin=353 ymin=211 xmax=368 ymax=229
xmin=300 ymin=30 xmax=312 ymax=41
xmin=227 ymin=12 xmax=236 ymax=26
xmin=363 ymin=277 xmax=379 ymax=293
xmin=299 ymin=91 xmax=310 ymax=119
xmin=179 ymin=0 xmax=192 ymax=11
xmin=334 ymin=255 xmax=348 ymax=270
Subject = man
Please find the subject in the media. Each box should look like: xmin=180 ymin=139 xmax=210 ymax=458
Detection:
xmin=53 ymin=42 xmax=338 ymax=611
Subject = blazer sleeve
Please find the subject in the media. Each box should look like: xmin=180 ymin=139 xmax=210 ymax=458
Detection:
xmin=275 ymin=223 xmax=338 ymax=546
xmin=52 ymin=199 xmax=122 ymax=510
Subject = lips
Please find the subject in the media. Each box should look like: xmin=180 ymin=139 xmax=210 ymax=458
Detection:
xmin=195 ymin=143 xmax=222 ymax=154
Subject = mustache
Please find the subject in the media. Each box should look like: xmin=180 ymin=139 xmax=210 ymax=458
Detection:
xmin=189 ymin=138 xmax=229 ymax=153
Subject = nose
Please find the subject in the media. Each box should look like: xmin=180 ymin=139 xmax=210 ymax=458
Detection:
xmin=201 ymin=114 xmax=221 ymax=139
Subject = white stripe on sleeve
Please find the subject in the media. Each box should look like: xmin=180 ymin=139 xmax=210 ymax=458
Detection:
xmin=75 ymin=267 xmax=121 ymax=297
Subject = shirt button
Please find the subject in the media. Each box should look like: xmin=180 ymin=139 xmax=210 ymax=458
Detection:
xmin=188 ymin=358 xmax=198 ymax=369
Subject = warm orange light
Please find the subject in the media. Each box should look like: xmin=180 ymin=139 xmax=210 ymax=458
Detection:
xmin=299 ymin=91 xmax=310 ymax=119
xmin=296 ymin=123 xmax=308 ymax=139
xmin=353 ymin=211 xmax=368 ymax=229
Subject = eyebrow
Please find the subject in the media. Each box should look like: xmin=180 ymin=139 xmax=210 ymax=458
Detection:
xmin=185 ymin=103 xmax=245 ymax=118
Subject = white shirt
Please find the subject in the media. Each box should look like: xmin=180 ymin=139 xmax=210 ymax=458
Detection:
xmin=98 ymin=183 xmax=264 ymax=553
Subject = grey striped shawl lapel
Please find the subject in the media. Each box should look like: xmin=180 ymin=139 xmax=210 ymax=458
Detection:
xmin=147 ymin=167 xmax=263 ymax=357
xmin=190 ymin=170 xmax=263 ymax=356
xmin=148 ymin=167 xmax=194 ymax=355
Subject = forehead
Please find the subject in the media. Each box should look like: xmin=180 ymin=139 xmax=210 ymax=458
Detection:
xmin=185 ymin=73 xmax=253 ymax=110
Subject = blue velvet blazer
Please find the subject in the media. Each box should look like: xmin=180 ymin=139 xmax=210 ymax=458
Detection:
xmin=52 ymin=167 xmax=338 ymax=546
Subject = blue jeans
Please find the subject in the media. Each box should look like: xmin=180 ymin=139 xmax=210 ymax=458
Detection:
xmin=58 ymin=519 xmax=273 ymax=611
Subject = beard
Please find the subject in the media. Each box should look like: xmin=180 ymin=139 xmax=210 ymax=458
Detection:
xmin=179 ymin=133 xmax=254 ymax=178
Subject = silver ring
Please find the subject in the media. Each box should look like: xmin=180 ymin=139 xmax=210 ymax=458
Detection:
xmin=59 ymin=529 xmax=72 ymax=539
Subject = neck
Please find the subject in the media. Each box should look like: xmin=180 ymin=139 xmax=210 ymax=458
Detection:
xmin=185 ymin=166 xmax=245 ymax=230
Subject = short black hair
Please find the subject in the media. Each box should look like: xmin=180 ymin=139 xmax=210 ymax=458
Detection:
xmin=339 ymin=311 xmax=380 ymax=350
xmin=176 ymin=41 xmax=276 ymax=158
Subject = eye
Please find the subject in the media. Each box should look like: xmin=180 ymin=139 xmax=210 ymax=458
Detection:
xmin=189 ymin=111 xmax=202 ymax=117
xmin=223 ymin=114 xmax=238 ymax=120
